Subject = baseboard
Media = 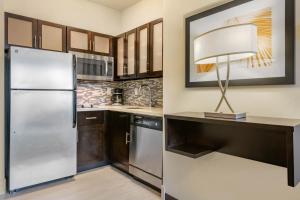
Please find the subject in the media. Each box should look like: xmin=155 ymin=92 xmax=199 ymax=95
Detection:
xmin=165 ymin=193 xmax=178 ymax=200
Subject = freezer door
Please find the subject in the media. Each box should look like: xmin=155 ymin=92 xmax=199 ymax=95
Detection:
xmin=9 ymin=90 xmax=77 ymax=191
xmin=10 ymin=46 xmax=75 ymax=90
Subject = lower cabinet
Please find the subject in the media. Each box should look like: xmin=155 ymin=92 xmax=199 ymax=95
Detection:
xmin=77 ymin=111 xmax=109 ymax=172
xmin=109 ymin=112 xmax=130 ymax=172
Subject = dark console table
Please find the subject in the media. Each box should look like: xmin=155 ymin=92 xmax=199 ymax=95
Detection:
xmin=165 ymin=112 xmax=300 ymax=187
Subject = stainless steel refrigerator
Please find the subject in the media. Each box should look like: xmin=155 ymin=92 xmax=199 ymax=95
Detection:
xmin=5 ymin=46 xmax=77 ymax=192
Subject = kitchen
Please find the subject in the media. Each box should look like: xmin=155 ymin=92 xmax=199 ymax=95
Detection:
xmin=2 ymin=0 xmax=163 ymax=199
xmin=1 ymin=0 xmax=300 ymax=200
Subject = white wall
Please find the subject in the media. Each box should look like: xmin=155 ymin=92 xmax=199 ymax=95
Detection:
xmin=121 ymin=0 xmax=163 ymax=33
xmin=4 ymin=0 xmax=121 ymax=36
xmin=0 ymin=0 xmax=5 ymax=195
xmin=163 ymin=0 xmax=300 ymax=199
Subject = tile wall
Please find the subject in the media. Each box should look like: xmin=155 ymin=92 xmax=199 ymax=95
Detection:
xmin=77 ymin=78 xmax=163 ymax=108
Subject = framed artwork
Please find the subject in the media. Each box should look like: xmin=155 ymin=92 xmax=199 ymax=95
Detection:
xmin=185 ymin=0 xmax=295 ymax=87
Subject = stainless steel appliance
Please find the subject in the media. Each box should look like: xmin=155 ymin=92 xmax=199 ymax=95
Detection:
xmin=129 ymin=115 xmax=163 ymax=189
xmin=111 ymin=88 xmax=124 ymax=105
xmin=70 ymin=51 xmax=114 ymax=81
xmin=5 ymin=46 xmax=77 ymax=192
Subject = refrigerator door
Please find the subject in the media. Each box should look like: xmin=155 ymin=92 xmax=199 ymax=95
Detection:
xmin=9 ymin=90 xmax=77 ymax=191
xmin=10 ymin=46 xmax=75 ymax=90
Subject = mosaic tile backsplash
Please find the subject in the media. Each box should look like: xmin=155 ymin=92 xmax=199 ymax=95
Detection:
xmin=77 ymin=78 xmax=163 ymax=108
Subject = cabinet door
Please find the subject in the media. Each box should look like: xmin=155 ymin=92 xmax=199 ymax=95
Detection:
xmin=77 ymin=111 xmax=108 ymax=172
xmin=91 ymin=32 xmax=112 ymax=56
xmin=137 ymin=24 xmax=150 ymax=78
xmin=116 ymin=34 xmax=126 ymax=78
xmin=125 ymin=29 xmax=137 ymax=79
xmin=110 ymin=112 xmax=130 ymax=172
xmin=150 ymin=19 xmax=163 ymax=77
xmin=5 ymin=13 xmax=37 ymax=48
xmin=67 ymin=27 xmax=91 ymax=53
xmin=38 ymin=20 xmax=66 ymax=52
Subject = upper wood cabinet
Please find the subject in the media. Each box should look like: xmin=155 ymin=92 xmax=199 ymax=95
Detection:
xmin=5 ymin=13 xmax=37 ymax=49
xmin=67 ymin=27 xmax=90 ymax=53
xmin=125 ymin=29 xmax=137 ymax=79
xmin=137 ymin=24 xmax=150 ymax=78
xmin=38 ymin=21 xmax=66 ymax=52
xmin=150 ymin=19 xmax=163 ymax=77
xmin=115 ymin=18 xmax=163 ymax=81
xmin=91 ymin=32 xmax=113 ymax=56
xmin=5 ymin=13 xmax=67 ymax=52
xmin=115 ymin=30 xmax=137 ymax=80
xmin=116 ymin=34 xmax=126 ymax=79
xmin=67 ymin=27 xmax=113 ymax=56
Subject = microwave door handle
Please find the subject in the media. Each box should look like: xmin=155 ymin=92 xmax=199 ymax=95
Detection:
xmin=105 ymin=60 xmax=108 ymax=77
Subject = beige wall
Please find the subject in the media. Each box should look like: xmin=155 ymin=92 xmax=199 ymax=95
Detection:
xmin=0 ymin=0 xmax=5 ymax=195
xmin=163 ymin=0 xmax=300 ymax=199
xmin=121 ymin=0 xmax=163 ymax=33
xmin=4 ymin=0 xmax=121 ymax=36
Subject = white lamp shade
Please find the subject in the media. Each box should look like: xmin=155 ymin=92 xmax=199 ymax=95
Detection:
xmin=194 ymin=24 xmax=258 ymax=64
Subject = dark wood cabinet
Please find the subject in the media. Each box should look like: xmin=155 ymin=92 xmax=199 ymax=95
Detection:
xmin=149 ymin=18 xmax=163 ymax=77
xmin=5 ymin=12 xmax=113 ymax=54
xmin=115 ymin=33 xmax=127 ymax=80
xmin=91 ymin=32 xmax=113 ymax=56
xmin=5 ymin=13 xmax=37 ymax=49
xmin=115 ymin=18 xmax=163 ymax=80
xmin=5 ymin=12 xmax=66 ymax=52
xmin=77 ymin=111 xmax=109 ymax=172
xmin=67 ymin=27 xmax=91 ymax=53
xmin=37 ymin=20 xmax=67 ymax=52
xmin=109 ymin=112 xmax=130 ymax=172
xmin=67 ymin=27 xmax=113 ymax=55
xmin=115 ymin=30 xmax=137 ymax=80
xmin=137 ymin=23 xmax=150 ymax=78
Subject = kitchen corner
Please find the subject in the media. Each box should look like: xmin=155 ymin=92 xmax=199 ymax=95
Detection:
xmin=76 ymin=78 xmax=163 ymax=190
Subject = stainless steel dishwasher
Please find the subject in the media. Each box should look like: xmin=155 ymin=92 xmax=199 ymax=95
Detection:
xmin=129 ymin=115 xmax=163 ymax=189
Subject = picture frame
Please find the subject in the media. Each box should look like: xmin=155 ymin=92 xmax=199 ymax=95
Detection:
xmin=185 ymin=0 xmax=295 ymax=87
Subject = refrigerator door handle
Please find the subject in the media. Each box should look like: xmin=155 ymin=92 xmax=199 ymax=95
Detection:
xmin=73 ymin=91 xmax=77 ymax=128
xmin=73 ymin=55 xmax=77 ymax=90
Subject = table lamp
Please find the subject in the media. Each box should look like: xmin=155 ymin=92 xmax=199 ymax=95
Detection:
xmin=194 ymin=24 xmax=258 ymax=119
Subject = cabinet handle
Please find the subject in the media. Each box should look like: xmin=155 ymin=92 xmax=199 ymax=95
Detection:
xmin=34 ymin=36 xmax=37 ymax=48
xmin=86 ymin=117 xmax=97 ymax=120
xmin=126 ymin=132 xmax=131 ymax=144
xmin=39 ymin=36 xmax=42 ymax=49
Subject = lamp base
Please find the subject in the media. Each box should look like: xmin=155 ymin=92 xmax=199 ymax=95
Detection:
xmin=204 ymin=112 xmax=246 ymax=120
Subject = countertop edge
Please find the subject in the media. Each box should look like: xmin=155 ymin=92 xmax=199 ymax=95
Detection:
xmin=77 ymin=107 xmax=163 ymax=117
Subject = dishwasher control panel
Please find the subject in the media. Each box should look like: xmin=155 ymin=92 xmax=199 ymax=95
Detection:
xmin=132 ymin=115 xmax=162 ymax=131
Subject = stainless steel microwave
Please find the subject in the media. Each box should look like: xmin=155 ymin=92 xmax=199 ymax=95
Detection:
xmin=70 ymin=51 xmax=114 ymax=81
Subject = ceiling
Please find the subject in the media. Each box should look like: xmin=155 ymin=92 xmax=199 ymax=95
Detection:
xmin=89 ymin=0 xmax=142 ymax=10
